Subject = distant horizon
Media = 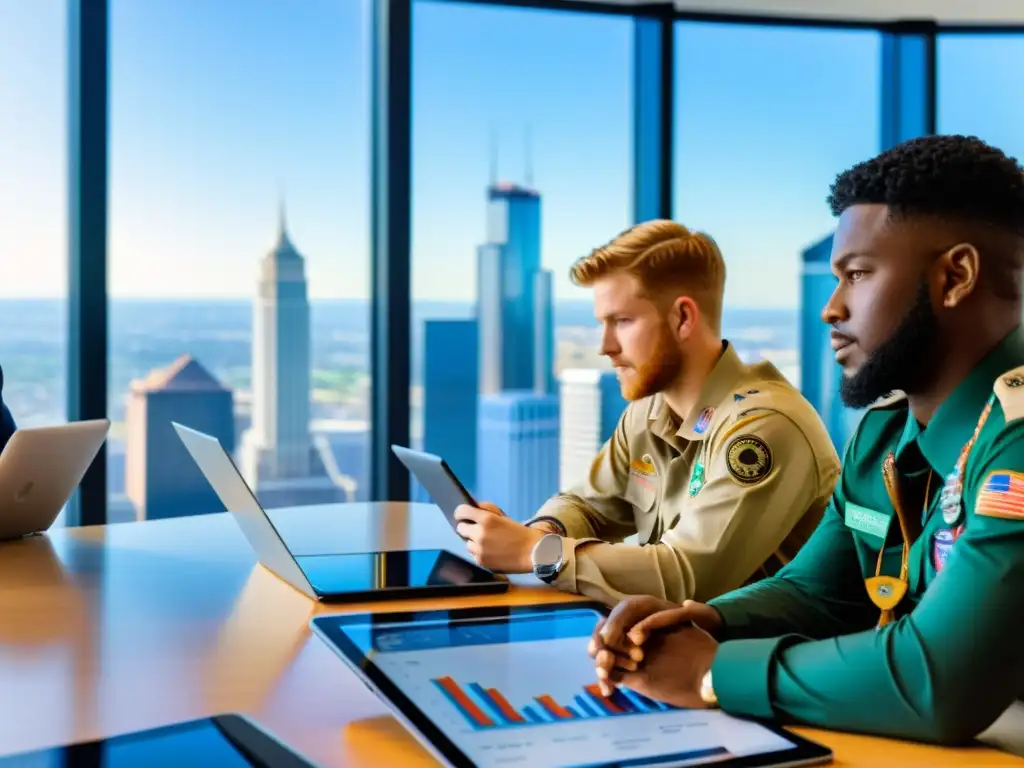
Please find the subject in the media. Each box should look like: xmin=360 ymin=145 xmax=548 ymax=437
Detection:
xmin=0 ymin=296 xmax=799 ymax=312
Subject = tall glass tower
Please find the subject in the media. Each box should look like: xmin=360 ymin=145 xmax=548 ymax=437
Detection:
xmin=421 ymin=318 xmax=479 ymax=493
xmin=476 ymin=390 xmax=560 ymax=522
xmin=241 ymin=203 xmax=313 ymax=483
xmin=477 ymin=183 xmax=553 ymax=395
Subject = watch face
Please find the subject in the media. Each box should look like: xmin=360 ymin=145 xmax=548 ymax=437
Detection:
xmin=534 ymin=534 xmax=562 ymax=568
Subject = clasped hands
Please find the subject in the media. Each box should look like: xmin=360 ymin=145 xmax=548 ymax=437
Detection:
xmin=453 ymin=504 xmax=721 ymax=710
xmin=587 ymin=596 xmax=722 ymax=709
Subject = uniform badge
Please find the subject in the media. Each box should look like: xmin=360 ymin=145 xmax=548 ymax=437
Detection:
xmin=939 ymin=467 xmax=963 ymax=525
xmin=688 ymin=462 xmax=705 ymax=497
xmin=931 ymin=528 xmax=955 ymax=573
xmin=725 ymin=435 xmax=772 ymax=484
xmin=694 ymin=407 xmax=714 ymax=435
xmin=629 ymin=455 xmax=657 ymax=491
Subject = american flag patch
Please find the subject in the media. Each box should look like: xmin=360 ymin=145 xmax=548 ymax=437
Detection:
xmin=976 ymin=471 xmax=1024 ymax=519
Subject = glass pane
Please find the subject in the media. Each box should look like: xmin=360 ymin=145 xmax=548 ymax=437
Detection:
xmin=109 ymin=0 xmax=370 ymax=523
xmin=0 ymin=1 xmax=69 ymax=523
xmin=673 ymin=22 xmax=880 ymax=451
xmin=410 ymin=1 xmax=632 ymax=520
xmin=938 ymin=35 xmax=1024 ymax=161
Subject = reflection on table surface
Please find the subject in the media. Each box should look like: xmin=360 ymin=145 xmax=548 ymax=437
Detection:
xmin=0 ymin=502 xmax=1018 ymax=767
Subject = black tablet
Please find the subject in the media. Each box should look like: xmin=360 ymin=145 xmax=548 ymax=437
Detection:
xmin=391 ymin=445 xmax=477 ymax=532
xmin=311 ymin=602 xmax=833 ymax=768
xmin=0 ymin=713 xmax=316 ymax=766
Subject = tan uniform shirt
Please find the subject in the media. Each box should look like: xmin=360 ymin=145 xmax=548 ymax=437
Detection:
xmin=529 ymin=342 xmax=840 ymax=606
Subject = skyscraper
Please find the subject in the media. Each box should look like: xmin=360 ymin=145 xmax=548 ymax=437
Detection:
xmin=420 ymin=318 xmax=479 ymax=497
xmin=476 ymin=182 xmax=553 ymax=395
xmin=476 ymin=391 xmax=559 ymax=522
xmin=241 ymin=202 xmax=314 ymax=486
xmin=800 ymin=234 xmax=859 ymax=450
xmin=125 ymin=354 xmax=235 ymax=520
xmin=558 ymin=369 xmax=626 ymax=488
xmin=533 ymin=269 xmax=556 ymax=395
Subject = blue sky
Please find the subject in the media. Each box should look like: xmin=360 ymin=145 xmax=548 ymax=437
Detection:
xmin=0 ymin=1 xmax=1015 ymax=307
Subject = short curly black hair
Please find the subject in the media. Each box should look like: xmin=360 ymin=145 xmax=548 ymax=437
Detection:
xmin=827 ymin=134 xmax=1024 ymax=238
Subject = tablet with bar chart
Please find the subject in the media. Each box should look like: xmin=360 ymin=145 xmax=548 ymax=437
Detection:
xmin=311 ymin=603 xmax=832 ymax=768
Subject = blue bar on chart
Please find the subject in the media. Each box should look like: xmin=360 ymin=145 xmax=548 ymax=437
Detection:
xmin=432 ymin=676 xmax=677 ymax=730
xmin=523 ymin=705 xmax=545 ymax=724
xmin=619 ymin=686 xmax=668 ymax=713
xmin=574 ymin=695 xmax=601 ymax=717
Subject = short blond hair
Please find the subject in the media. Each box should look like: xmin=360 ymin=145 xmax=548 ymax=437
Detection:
xmin=570 ymin=219 xmax=726 ymax=330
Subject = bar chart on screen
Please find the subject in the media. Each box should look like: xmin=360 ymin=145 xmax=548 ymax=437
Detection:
xmin=363 ymin=613 xmax=796 ymax=768
xmin=432 ymin=674 xmax=676 ymax=730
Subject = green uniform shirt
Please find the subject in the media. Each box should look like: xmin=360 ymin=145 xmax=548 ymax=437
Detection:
xmin=707 ymin=327 xmax=1024 ymax=745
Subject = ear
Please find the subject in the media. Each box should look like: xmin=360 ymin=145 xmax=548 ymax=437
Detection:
xmin=938 ymin=243 xmax=980 ymax=309
xmin=668 ymin=296 xmax=700 ymax=341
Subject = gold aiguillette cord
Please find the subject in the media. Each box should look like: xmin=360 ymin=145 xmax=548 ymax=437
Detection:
xmin=867 ymin=453 xmax=931 ymax=629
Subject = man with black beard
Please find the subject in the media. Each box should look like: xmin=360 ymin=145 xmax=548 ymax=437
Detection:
xmin=589 ymin=134 xmax=1024 ymax=745
xmin=454 ymin=219 xmax=839 ymax=606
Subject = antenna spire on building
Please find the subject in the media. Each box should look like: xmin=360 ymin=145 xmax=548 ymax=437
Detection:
xmin=489 ymin=124 xmax=498 ymax=186
xmin=277 ymin=181 xmax=288 ymax=240
xmin=524 ymin=124 xmax=533 ymax=188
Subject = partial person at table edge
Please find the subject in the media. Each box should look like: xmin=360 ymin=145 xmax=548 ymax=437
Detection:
xmin=0 ymin=364 xmax=15 ymax=454
xmin=591 ymin=134 xmax=1024 ymax=747
xmin=455 ymin=218 xmax=840 ymax=607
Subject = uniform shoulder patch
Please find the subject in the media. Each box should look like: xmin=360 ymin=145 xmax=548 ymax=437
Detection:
xmin=995 ymin=366 xmax=1024 ymax=423
xmin=725 ymin=434 xmax=773 ymax=484
xmin=976 ymin=469 xmax=1024 ymax=520
xmin=867 ymin=390 xmax=907 ymax=411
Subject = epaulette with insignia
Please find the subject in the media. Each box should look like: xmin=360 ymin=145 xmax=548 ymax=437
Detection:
xmin=866 ymin=391 xmax=907 ymax=411
xmin=995 ymin=366 xmax=1024 ymax=423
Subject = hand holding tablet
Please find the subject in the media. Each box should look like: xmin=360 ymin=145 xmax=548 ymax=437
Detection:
xmin=391 ymin=444 xmax=508 ymax=545
xmin=392 ymin=445 xmax=487 ymax=533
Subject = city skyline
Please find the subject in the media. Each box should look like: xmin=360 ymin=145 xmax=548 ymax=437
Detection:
xmin=9 ymin=4 xmax=1023 ymax=310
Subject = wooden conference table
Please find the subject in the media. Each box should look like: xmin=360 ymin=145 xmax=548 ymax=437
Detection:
xmin=0 ymin=502 xmax=1020 ymax=767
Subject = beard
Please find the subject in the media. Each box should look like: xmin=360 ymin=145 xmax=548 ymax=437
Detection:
xmin=618 ymin=326 xmax=684 ymax=401
xmin=839 ymin=281 xmax=942 ymax=409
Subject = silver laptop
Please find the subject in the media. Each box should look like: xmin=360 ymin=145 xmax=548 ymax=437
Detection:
xmin=172 ymin=422 xmax=508 ymax=603
xmin=0 ymin=419 xmax=110 ymax=541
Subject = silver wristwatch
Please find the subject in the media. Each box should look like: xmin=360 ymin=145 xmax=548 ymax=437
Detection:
xmin=531 ymin=533 xmax=564 ymax=584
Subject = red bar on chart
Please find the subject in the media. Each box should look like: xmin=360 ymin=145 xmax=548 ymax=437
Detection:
xmin=585 ymin=684 xmax=626 ymax=714
xmin=435 ymin=676 xmax=495 ymax=727
xmin=536 ymin=694 xmax=575 ymax=719
xmin=486 ymin=688 xmax=526 ymax=723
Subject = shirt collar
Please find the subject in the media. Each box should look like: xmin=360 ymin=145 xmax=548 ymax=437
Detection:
xmin=645 ymin=341 xmax=745 ymax=442
xmin=912 ymin=326 xmax=1024 ymax=474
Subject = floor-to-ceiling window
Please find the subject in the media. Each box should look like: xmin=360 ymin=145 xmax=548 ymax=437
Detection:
xmin=409 ymin=1 xmax=633 ymax=519
xmin=108 ymin=0 xmax=371 ymax=523
xmin=673 ymin=21 xmax=881 ymax=448
xmin=938 ymin=34 xmax=1024 ymax=162
xmin=0 ymin=0 xmax=69 ymax=522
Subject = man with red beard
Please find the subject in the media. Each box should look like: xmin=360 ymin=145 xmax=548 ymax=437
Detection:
xmin=455 ymin=219 xmax=839 ymax=606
